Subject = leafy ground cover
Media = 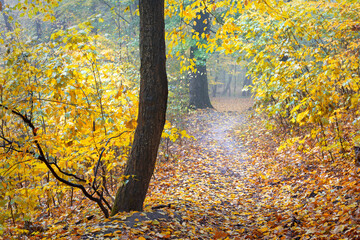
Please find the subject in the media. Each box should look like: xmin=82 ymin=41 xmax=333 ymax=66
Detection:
xmin=79 ymin=97 xmax=254 ymax=239
xmin=8 ymin=97 xmax=360 ymax=239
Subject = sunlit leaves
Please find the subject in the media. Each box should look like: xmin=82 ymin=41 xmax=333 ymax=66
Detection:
xmin=15 ymin=0 xmax=60 ymax=21
xmin=0 ymin=22 xmax=138 ymax=233
xmin=227 ymin=0 xmax=360 ymax=160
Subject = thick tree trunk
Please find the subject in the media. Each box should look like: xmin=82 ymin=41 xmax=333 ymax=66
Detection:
xmin=188 ymin=8 xmax=213 ymax=109
xmin=189 ymin=54 xmax=212 ymax=108
xmin=111 ymin=0 xmax=167 ymax=215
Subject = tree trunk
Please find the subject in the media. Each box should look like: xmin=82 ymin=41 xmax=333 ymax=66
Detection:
xmin=242 ymin=67 xmax=252 ymax=97
xmin=222 ymin=74 xmax=232 ymax=96
xmin=212 ymin=57 xmax=219 ymax=98
xmin=1 ymin=0 xmax=13 ymax=32
xmin=111 ymin=0 xmax=167 ymax=215
xmin=188 ymin=8 xmax=212 ymax=109
xmin=35 ymin=17 xmax=42 ymax=40
xmin=212 ymin=80 xmax=217 ymax=98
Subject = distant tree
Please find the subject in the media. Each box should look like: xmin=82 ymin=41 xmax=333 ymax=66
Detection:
xmin=111 ymin=0 xmax=168 ymax=214
xmin=188 ymin=7 xmax=213 ymax=109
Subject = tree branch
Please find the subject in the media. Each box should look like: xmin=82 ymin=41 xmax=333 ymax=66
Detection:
xmin=92 ymin=131 xmax=130 ymax=189
xmin=0 ymin=104 xmax=110 ymax=217
xmin=50 ymin=158 xmax=86 ymax=183
xmin=99 ymin=0 xmax=130 ymax=24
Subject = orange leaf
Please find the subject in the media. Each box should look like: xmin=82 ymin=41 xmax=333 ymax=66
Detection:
xmin=214 ymin=230 xmax=228 ymax=239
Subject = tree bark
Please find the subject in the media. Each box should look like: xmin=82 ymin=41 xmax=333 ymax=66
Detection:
xmin=111 ymin=0 xmax=167 ymax=215
xmin=188 ymin=8 xmax=213 ymax=109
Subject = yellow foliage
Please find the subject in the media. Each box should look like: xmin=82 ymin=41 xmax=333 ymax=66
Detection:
xmin=0 ymin=24 xmax=139 ymax=230
xmin=219 ymin=0 xmax=360 ymax=159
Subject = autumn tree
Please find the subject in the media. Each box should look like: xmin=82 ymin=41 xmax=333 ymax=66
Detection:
xmin=0 ymin=1 xmax=142 ymax=225
xmin=188 ymin=6 xmax=213 ymax=109
xmin=111 ymin=0 xmax=168 ymax=214
xmin=165 ymin=0 xmax=238 ymax=109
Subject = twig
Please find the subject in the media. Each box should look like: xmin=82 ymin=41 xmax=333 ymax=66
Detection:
xmin=99 ymin=0 xmax=130 ymax=24
xmin=50 ymin=159 xmax=86 ymax=182
xmin=92 ymin=131 xmax=130 ymax=189
xmin=0 ymin=104 xmax=110 ymax=217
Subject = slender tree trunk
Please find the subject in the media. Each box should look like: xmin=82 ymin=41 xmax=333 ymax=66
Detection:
xmin=212 ymin=57 xmax=219 ymax=97
xmin=35 ymin=18 xmax=42 ymax=40
xmin=188 ymin=8 xmax=212 ymax=109
xmin=111 ymin=0 xmax=167 ymax=215
xmin=242 ymin=67 xmax=252 ymax=97
xmin=90 ymin=0 xmax=99 ymax=34
xmin=35 ymin=20 xmax=41 ymax=37
xmin=212 ymin=80 xmax=217 ymax=97
xmin=222 ymin=74 xmax=232 ymax=96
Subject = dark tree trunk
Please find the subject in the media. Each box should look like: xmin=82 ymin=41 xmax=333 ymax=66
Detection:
xmin=35 ymin=18 xmax=42 ymax=40
xmin=111 ymin=0 xmax=167 ymax=215
xmin=188 ymin=8 xmax=212 ymax=109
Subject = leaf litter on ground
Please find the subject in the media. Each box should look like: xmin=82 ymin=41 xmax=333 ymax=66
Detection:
xmin=18 ymin=97 xmax=360 ymax=239
xmin=81 ymin=97 xmax=255 ymax=239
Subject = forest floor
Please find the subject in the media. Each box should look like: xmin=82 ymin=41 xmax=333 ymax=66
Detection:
xmin=42 ymin=97 xmax=360 ymax=239
xmin=81 ymin=97 xmax=264 ymax=239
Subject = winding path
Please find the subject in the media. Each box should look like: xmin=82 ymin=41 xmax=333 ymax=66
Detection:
xmin=185 ymin=110 xmax=248 ymax=178
xmin=84 ymin=98 xmax=255 ymax=239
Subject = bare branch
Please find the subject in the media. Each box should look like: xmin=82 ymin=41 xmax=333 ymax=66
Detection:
xmin=99 ymin=0 xmax=130 ymax=24
xmin=93 ymin=131 xmax=130 ymax=188
xmin=0 ymin=104 xmax=110 ymax=217
xmin=50 ymin=159 xmax=86 ymax=183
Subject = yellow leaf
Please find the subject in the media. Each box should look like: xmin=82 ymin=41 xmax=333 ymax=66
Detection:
xmin=296 ymin=110 xmax=309 ymax=123
xmin=115 ymin=85 xmax=124 ymax=99
xmin=125 ymin=119 xmax=137 ymax=129
xmin=259 ymin=226 xmax=268 ymax=232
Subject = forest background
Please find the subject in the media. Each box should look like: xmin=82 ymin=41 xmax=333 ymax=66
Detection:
xmin=0 ymin=0 xmax=360 ymax=238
